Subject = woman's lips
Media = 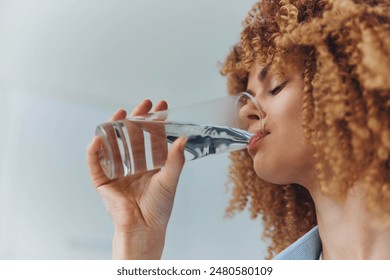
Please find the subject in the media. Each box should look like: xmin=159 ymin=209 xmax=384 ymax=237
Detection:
xmin=248 ymin=131 xmax=267 ymax=153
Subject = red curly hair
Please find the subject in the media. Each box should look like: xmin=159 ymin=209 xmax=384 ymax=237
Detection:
xmin=221 ymin=0 xmax=390 ymax=258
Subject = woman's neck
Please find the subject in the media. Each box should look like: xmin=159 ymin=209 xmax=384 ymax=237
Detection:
xmin=308 ymin=182 xmax=390 ymax=259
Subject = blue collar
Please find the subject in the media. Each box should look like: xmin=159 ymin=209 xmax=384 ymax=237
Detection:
xmin=273 ymin=226 xmax=322 ymax=260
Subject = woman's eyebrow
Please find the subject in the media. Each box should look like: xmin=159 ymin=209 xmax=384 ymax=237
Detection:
xmin=258 ymin=63 xmax=271 ymax=82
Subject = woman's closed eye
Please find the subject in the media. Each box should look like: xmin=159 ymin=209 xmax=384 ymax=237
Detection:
xmin=268 ymin=81 xmax=288 ymax=96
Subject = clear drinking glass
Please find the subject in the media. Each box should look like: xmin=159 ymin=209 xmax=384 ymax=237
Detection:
xmin=95 ymin=92 xmax=263 ymax=180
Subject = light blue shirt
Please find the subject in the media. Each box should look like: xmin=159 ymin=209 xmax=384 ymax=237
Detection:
xmin=273 ymin=226 xmax=322 ymax=260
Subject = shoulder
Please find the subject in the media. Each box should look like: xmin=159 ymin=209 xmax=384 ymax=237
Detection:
xmin=273 ymin=226 xmax=322 ymax=260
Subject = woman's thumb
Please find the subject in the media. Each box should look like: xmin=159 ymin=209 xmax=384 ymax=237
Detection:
xmin=158 ymin=137 xmax=187 ymax=189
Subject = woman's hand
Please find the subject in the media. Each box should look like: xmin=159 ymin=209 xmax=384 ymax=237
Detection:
xmin=86 ymin=99 xmax=187 ymax=259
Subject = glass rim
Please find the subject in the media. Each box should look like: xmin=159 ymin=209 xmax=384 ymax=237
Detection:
xmin=236 ymin=91 xmax=264 ymax=117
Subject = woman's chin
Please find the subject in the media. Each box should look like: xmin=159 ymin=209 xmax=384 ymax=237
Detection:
xmin=253 ymin=166 xmax=291 ymax=186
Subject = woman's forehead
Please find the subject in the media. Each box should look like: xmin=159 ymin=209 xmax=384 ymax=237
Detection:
xmin=249 ymin=62 xmax=288 ymax=81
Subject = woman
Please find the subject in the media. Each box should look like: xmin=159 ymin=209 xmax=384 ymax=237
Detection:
xmin=87 ymin=0 xmax=390 ymax=259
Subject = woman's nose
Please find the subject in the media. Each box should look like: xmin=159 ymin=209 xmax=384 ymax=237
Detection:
xmin=238 ymin=94 xmax=265 ymax=131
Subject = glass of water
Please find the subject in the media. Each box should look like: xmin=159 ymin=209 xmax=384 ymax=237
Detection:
xmin=95 ymin=92 xmax=264 ymax=180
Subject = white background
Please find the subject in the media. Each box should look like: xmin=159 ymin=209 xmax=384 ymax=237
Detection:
xmin=0 ymin=0 xmax=268 ymax=259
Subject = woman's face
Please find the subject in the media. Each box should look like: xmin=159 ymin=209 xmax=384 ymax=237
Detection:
xmin=244 ymin=63 xmax=315 ymax=186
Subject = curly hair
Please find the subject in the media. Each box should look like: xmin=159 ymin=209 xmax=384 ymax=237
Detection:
xmin=220 ymin=0 xmax=390 ymax=259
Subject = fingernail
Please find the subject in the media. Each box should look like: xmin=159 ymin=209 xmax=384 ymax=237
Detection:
xmin=180 ymin=137 xmax=188 ymax=152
